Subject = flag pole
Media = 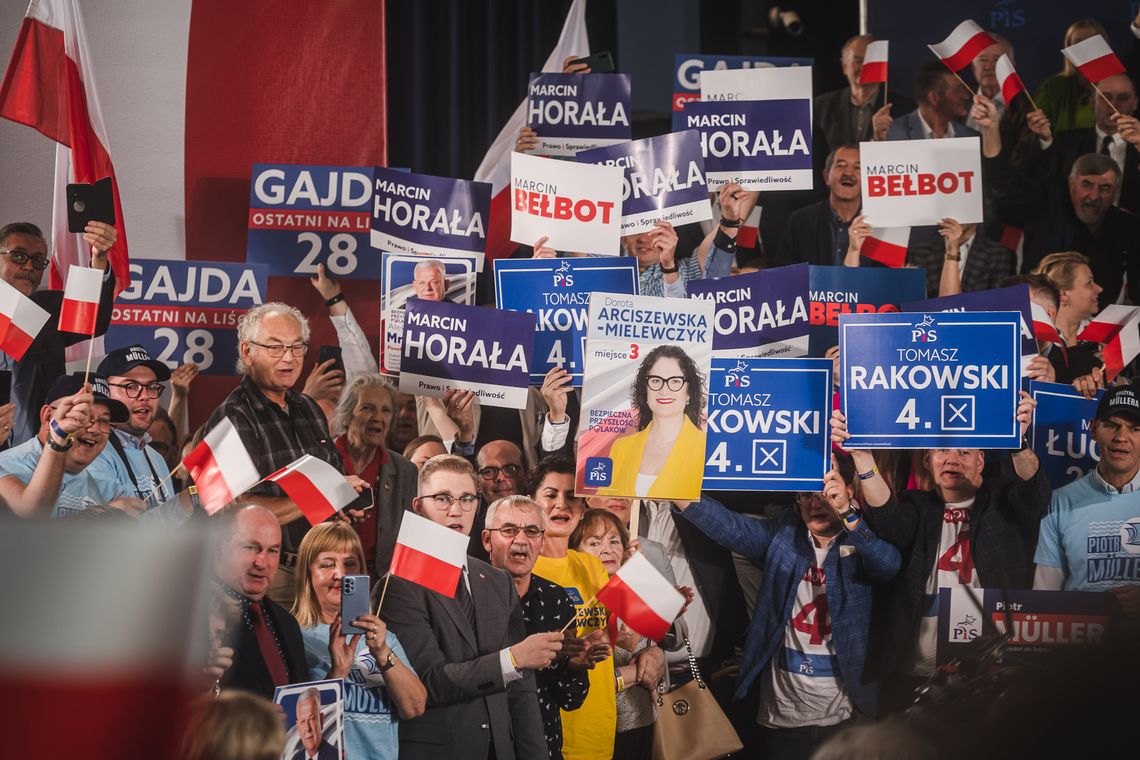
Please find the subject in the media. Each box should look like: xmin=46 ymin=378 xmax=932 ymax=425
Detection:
xmin=375 ymin=572 xmax=392 ymax=615
xmin=1093 ymin=83 xmax=1122 ymax=116
xmin=949 ymin=68 xmax=976 ymax=98
xmin=82 ymin=245 xmax=99 ymax=385
xmin=560 ymin=595 xmax=597 ymax=634
xmin=145 ymin=462 xmax=185 ymax=506
xmin=629 ymin=499 xmax=640 ymax=538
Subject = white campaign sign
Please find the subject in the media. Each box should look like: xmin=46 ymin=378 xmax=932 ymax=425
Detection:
xmin=859 ymin=138 xmax=984 ymax=227
xmin=510 ymin=152 xmax=625 ymax=255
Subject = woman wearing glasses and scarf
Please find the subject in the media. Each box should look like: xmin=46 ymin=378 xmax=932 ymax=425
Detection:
xmin=600 ymin=345 xmax=707 ymax=500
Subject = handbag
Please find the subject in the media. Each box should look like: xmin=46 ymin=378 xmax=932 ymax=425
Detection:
xmin=651 ymin=631 xmax=743 ymax=760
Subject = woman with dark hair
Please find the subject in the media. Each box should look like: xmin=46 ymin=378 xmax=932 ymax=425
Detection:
xmin=601 ymin=344 xmax=706 ymax=499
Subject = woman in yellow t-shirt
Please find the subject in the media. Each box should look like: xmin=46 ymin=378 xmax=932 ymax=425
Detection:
xmin=529 ymin=456 xmax=616 ymax=760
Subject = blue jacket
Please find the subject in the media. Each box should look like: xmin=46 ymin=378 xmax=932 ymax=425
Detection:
xmin=678 ymin=495 xmax=900 ymax=717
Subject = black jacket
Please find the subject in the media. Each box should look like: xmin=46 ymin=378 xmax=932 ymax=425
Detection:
xmin=219 ymin=596 xmax=308 ymax=699
xmin=775 ymin=199 xmax=883 ymax=269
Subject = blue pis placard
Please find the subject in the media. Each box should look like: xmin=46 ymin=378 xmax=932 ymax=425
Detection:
xmin=808 ymin=265 xmax=926 ymax=356
xmin=526 ymin=72 xmax=632 ymax=156
xmin=108 ymin=259 xmax=268 ymax=376
xmin=689 ymin=263 xmax=810 ymax=358
xmin=246 ymin=163 xmax=377 ymax=279
xmin=839 ymin=311 xmax=1022 ymax=449
xmin=398 ymin=299 xmax=536 ymax=409
xmin=1031 ymin=380 xmax=1103 ymax=489
xmin=370 ymin=167 xmax=491 ymax=270
xmin=494 ymin=257 xmax=639 ymax=386
xmin=671 ymin=54 xmax=812 ymax=130
xmin=681 ymin=99 xmax=813 ymax=191
xmin=576 ymin=131 xmax=712 ymax=235
xmin=703 ymin=357 xmax=833 ymax=491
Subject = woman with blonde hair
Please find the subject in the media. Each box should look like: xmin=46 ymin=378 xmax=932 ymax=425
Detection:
xmin=292 ymin=521 xmax=426 ymax=759
xmin=1034 ymin=251 xmax=1105 ymax=384
xmin=181 ymin=691 xmax=285 ymax=760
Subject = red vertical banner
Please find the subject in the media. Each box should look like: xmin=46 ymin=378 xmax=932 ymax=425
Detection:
xmin=183 ymin=0 xmax=387 ymax=432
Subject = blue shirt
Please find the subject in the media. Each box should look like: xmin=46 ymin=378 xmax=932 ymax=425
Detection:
xmin=0 ymin=349 xmax=35 ymax=447
xmin=0 ymin=436 xmax=129 ymax=517
xmin=1035 ymin=468 xmax=1140 ymax=590
xmin=301 ymin=623 xmax=412 ymax=760
xmin=86 ymin=428 xmax=174 ymax=508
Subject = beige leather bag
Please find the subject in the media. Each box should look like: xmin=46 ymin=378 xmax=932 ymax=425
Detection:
xmin=651 ymin=632 xmax=743 ymax=760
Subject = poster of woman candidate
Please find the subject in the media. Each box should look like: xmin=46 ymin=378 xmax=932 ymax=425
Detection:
xmin=575 ymin=293 xmax=714 ymax=499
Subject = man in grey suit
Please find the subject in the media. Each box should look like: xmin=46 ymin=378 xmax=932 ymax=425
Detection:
xmin=889 ymin=61 xmax=979 ymax=141
xmin=382 ymin=454 xmax=561 ymax=760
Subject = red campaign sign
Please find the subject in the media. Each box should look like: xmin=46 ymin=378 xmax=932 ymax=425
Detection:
xmin=111 ymin=304 xmax=246 ymax=328
xmin=992 ymin=612 xmax=1110 ymax=646
xmin=247 ymin=208 xmax=372 ymax=232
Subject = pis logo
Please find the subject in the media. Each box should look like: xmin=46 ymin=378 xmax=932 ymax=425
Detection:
xmin=911 ymin=314 xmax=937 ymax=343
xmin=585 ymin=457 xmax=612 ymax=486
xmin=952 ymin=613 xmax=979 ymax=641
xmin=724 ymin=360 xmax=751 ymax=387
xmin=552 ymin=259 xmax=574 ymax=287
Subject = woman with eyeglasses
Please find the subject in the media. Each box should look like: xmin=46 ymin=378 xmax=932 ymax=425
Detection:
xmin=599 ymin=344 xmax=707 ymax=500
xmin=332 ymin=374 xmax=419 ymax=582
xmin=292 ymin=522 xmax=426 ymax=759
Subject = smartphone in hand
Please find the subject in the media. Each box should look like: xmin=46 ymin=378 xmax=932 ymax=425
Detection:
xmin=341 ymin=575 xmax=371 ymax=636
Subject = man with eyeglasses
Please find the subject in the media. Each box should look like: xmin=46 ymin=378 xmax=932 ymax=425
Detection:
xmin=381 ymin=454 xmax=556 ymax=760
xmin=202 ymin=303 xmax=350 ymax=606
xmin=0 ymin=221 xmax=118 ymax=449
xmin=0 ymin=373 xmax=134 ymax=518
xmin=482 ymin=494 xmax=593 ymax=760
xmin=83 ymin=345 xmax=174 ymax=510
xmin=465 ymin=440 xmax=529 ymax=560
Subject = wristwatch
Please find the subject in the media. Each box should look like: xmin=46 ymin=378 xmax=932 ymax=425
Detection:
xmin=660 ymin=263 xmax=679 ymax=274
xmin=380 ymin=651 xmax=397 ymax=672
xmin=838 ymin=501 xmax=862 ymax=529
xmin=719 ymin=217 xmax=742 ymax=228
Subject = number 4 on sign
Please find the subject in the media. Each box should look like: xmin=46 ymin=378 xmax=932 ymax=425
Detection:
xmin=896 ymin=398 xmax=920 ymax=430
xmin=706 ymin=442 xmax=730 ymax=473
xmin=546 ymin=340 xmax=565 ymax=367
xmin=791 ymin=596 xmax=832 ymax=646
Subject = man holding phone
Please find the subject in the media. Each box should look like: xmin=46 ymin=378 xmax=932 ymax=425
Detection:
xmin=0 ymin=221 xmax=118 ymax=449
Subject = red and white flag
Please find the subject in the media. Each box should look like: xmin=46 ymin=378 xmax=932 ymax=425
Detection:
xmin=860 ymin=40 xmax=889 ymax=84
xmin=183 ymin=417 xmax=260 ymax=515
xmin=389 ymin=510 xmax=470 ymax=598
xmin=0 ymin=522 xmax=204 ymax=760
xmin=860 ymin=226 xmax=911 ymax=268
xmin=0 ymin=279 xmax=50 ymax=360
xmin=595 ymin=551 xmax=685 ymax=642
xmin=995 ymin=54 xmax=1027 ymax=105
xmin=1030 ymin=302 xmax=1063 ymax=346
xmin=267 ymin=454 xmax=359 ymax=526
xmin=928 ymin=20 xmax=996 ymax=72
xmin=1079 ymin=306 xmax=1140 ymax=381
xmin=1062 ymin=35 xmax=1126 ymax=85
xmin=57 ymin=264 xmax=103 ymax=335
xmin=0 ymin=0 xmax=130 ymax=298
xmin=473 ymin=0 xmax=588 ymax=263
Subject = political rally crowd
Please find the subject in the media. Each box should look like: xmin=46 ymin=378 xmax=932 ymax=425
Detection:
xmin=5 ymin=11 xmax=1140 ymax=760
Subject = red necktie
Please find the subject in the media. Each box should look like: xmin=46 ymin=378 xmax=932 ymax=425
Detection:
xmin=249 ymin=602 xmax=288 ymax=686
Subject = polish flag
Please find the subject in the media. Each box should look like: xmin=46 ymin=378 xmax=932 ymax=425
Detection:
xmin=473 ymin=0 xmax=589 ymax=262
xmin=267 ymin=454 xmax=359 ymax=526
xmin=860 ymin=41 xmax=889 ymax=84
xmin=389 ymin=510 xmax=470 ymax=598
xmin=928 ymin=20 xmax=996 ymax=72
xmin=1077 ymin=305 xmax=1140 ymax=344
xmin=860 ymin=226 xmax=910 ymax=268
xmin=0 ymin=280 xmax=51 ymax=361
xmin=595 ymin=551 xmax=685 ymax=642
xmin=0 ymin=521 xmax=204 ymax=759
xmin=1104 ymin=322 xmax=1140 ymax=381
xmin=0 ymin=0 xmax=130 ymax=298
xmin=57 ymin=264 xmax=103 ymax=335
xmin=1062 ymin=35 xmax=1126 ymax=84
xmin=1030 ymin=302 xmax=1063 ymax=346
xmin=183 ymin=418 xmax=260 ymax=515
xmin=996 ymin=54 xmax=1027 ymax=105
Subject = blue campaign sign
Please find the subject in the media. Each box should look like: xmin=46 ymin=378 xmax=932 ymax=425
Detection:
xmin=526 ymin=72 xmax=631 ymax=156
xmin=108 ymin=259 xmax=268 ymax=376
xmin=682 ymin=99 xmax=813 ymax=190
xmin=808 ymin=265 xmax=926 ymax=356
xmin=399 ymin=299 xmax=536 ymax=409
xmin=904 ymin=285 xmax=1036 ymax=373
xmin=671 ymin=54 xmax=812 ymax=130
xmin=1031 ymin=380 xmax=1103 ymax=489
xmin=576 ymin=131 xmax=712 ymax=235
xmin=689 ymin=263 xmax=810 ymax=358
xmin=494 ymin=257 xmax=639 ymax=386
xmin=839 ymin=311 xmax=1022 ymax=449
xmin=370 ymin=168 xmax=490 ymax=268
xmin=246 ymin=164 xmax=377 ymax=280
xmin=936 ymin=587 xmax=1120 ymax=666
xmin=703 ymin=357 xmax=833 ymax=491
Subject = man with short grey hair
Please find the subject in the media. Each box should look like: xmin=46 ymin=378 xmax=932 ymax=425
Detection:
xmin=201 ymin=301 xmax=351 ymax=605
xmin=411 ymin=259 xmax=448 ymax=301
xmin=293 ymin=686 xmax=337 ymax=760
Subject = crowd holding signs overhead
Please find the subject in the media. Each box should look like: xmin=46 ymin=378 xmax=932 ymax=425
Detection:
xmin=6 ymin=2 xmax=1140 ymax=759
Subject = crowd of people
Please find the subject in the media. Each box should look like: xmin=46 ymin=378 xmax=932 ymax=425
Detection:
xmin=5 ymin=13 xmax=1140 ymax=760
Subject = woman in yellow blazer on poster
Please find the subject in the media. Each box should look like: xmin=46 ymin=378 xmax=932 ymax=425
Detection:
xmin=601 ymin=345 xmax=706 ymax=500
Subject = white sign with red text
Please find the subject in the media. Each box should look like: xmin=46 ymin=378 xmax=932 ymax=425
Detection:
xmin=510 ymin=152 xmax=624 ymax=255
xmin=859 ymin=138 xmax=983 ymax=227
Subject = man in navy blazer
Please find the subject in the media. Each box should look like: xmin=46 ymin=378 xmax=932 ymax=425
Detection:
xmin=888 ymin=61 xmax=979 ymax=142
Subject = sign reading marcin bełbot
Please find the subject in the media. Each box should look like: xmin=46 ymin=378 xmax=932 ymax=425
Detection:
xmin=860 ymin=137 xmax=984 ymax=227
xmin=510 ymin=152 xmax=624 ymax=255
xmin=808 ymin=265 xmax=926 ymax=356
xmin=839 ymin=310 xmax=1022 ymax=449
